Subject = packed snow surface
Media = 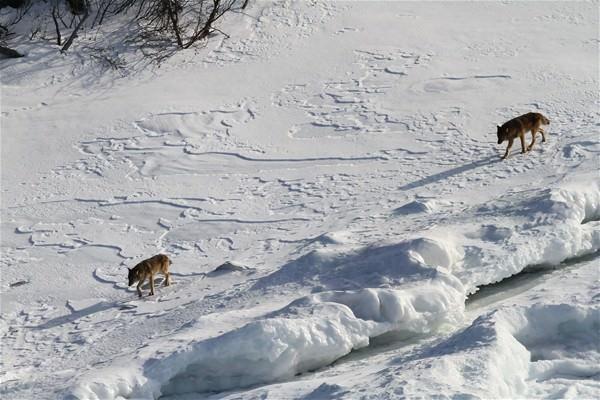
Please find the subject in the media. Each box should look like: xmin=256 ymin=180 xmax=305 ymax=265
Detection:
xmin=1 ymin=1 xmax=599 ymax=400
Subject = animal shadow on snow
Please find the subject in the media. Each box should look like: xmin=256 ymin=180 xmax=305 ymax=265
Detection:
xmin=398 ymin=155 xmax=498 ymax=191
xmin=33 ymin=276 xmax=169 ymax=330
xmin=33 ymin=301 xmax=119 ymax=330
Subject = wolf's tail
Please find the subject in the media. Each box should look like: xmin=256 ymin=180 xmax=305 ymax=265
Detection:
xmin=542 ymin=115 xmax=550 ymax=124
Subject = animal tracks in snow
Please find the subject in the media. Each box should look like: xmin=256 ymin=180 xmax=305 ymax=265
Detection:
xmin=75 ymin=102 xmax=260 ymax=177
xmin=274 ymin=48 xmax=432 ymax=139
xmin=204 ymin=0 xmax=338 ymax=66
xmin=73 ymin=100 xmax=386 ymax=180
xmin=2 ymin=2 xmax=599 ymax=399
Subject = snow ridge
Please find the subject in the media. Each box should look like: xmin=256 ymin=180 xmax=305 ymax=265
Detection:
xmin=66 ymin=179 xmax=600 ymax=399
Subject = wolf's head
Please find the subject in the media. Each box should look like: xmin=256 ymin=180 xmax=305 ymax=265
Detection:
xmin=497 ymin=125 xmax=507 ymax=144
xmin=127 ymin=267 xmax=140 ymax=286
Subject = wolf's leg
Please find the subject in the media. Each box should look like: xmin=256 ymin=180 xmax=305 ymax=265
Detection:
xmin=539 ymin=128 xmax=546 ymax=142
xmin=519 ymin=133 xmax=526 ymax=154
xmin=136 ymin=280 xmax=143 ymax=298
xmin=149 ymin=273 xmax=155 ymax=296
xmin=502 ymin=138 xmax=513 ymax=159
xmin=161 ymin=260 xmax=171 ymax=286
xmin=527 ymin=129 xmax=537 ymax=151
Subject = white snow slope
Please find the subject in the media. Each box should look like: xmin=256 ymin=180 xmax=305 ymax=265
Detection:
xmin=1 ymin=1 xmax=599 ymax=399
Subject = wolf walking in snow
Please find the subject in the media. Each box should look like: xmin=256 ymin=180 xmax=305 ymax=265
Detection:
xmin=127 ymin=254 xmax=172 ymax=297
xmin=497 ymin=112 xmax=550 ymax=160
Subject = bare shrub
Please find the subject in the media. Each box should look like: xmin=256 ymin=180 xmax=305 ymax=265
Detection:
xmin=0 ymin=0 xmax=250 ymax=60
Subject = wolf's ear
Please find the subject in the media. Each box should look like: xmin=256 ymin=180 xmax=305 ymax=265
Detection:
xmin=127 ymin=267 xmax=131 ymax=271
xmin=497 ymin=125 xmax=500 ymax=129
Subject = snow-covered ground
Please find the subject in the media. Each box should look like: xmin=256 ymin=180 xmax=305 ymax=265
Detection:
xmin=1 ymin=1 xmax=599 ymax=399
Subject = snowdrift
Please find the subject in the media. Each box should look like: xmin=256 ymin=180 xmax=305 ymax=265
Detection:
xmin=457 ymin=174 xmax=600 ymax=292
xmin=67 ymin=271 xmax=465 ymax=398
xmin=66 ymin=178 xmax=600 ymax=399
xmin=253 ymin=236 xmax=463 ymax=290
xmin=388 ymin=303 xmax=600 ymax=399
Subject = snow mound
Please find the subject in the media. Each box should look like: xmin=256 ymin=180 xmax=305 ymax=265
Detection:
xmin=159 ymin=304 xmax=376 ymax=396
xmin=393 ymin=198 xmax=445 ymax=215
xmin=290 ymin=274 xmax=465 ymax=329
xmin=254 ymin=236 xmax=463 ymax=290
xmin=499 ymin=303 xmax=600 ymax=398
xmin=312 ymin=231 xmax=354 ymax=245
xmin=380 ymin=303 xmax=599 ymax=399
xmin=516 ymin=303 xmax=599 ymax=344
xmin=67 ymin=272 xmax=465 ymax=399
xmin=407 ymin=236 xmax=462 ymax=271
xmin=67 ymin=302 xmax=376 ymax=399
xmin=546 ymin=174 xmax=600 ymax=224
xmin=207 ymin=261 xmax=254 ymax=276
xmin=459 ymin=176 xmax=600 ymax=291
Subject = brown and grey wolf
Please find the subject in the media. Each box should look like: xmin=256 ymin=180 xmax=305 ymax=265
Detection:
xmin=497 ymin=112 xmax=550 ymax=159
xmin=127 ymin=254 xmax=172 ymax=297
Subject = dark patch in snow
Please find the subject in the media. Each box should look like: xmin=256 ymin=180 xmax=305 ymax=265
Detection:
xmin=9 ymin=280 xmax=30 ymax=288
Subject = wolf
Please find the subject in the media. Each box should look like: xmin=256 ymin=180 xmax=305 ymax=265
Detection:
xmin=127 ymin=254 xmax=172 ymax=297
xmin=497 ymin=112 xmax=550 ymax=159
